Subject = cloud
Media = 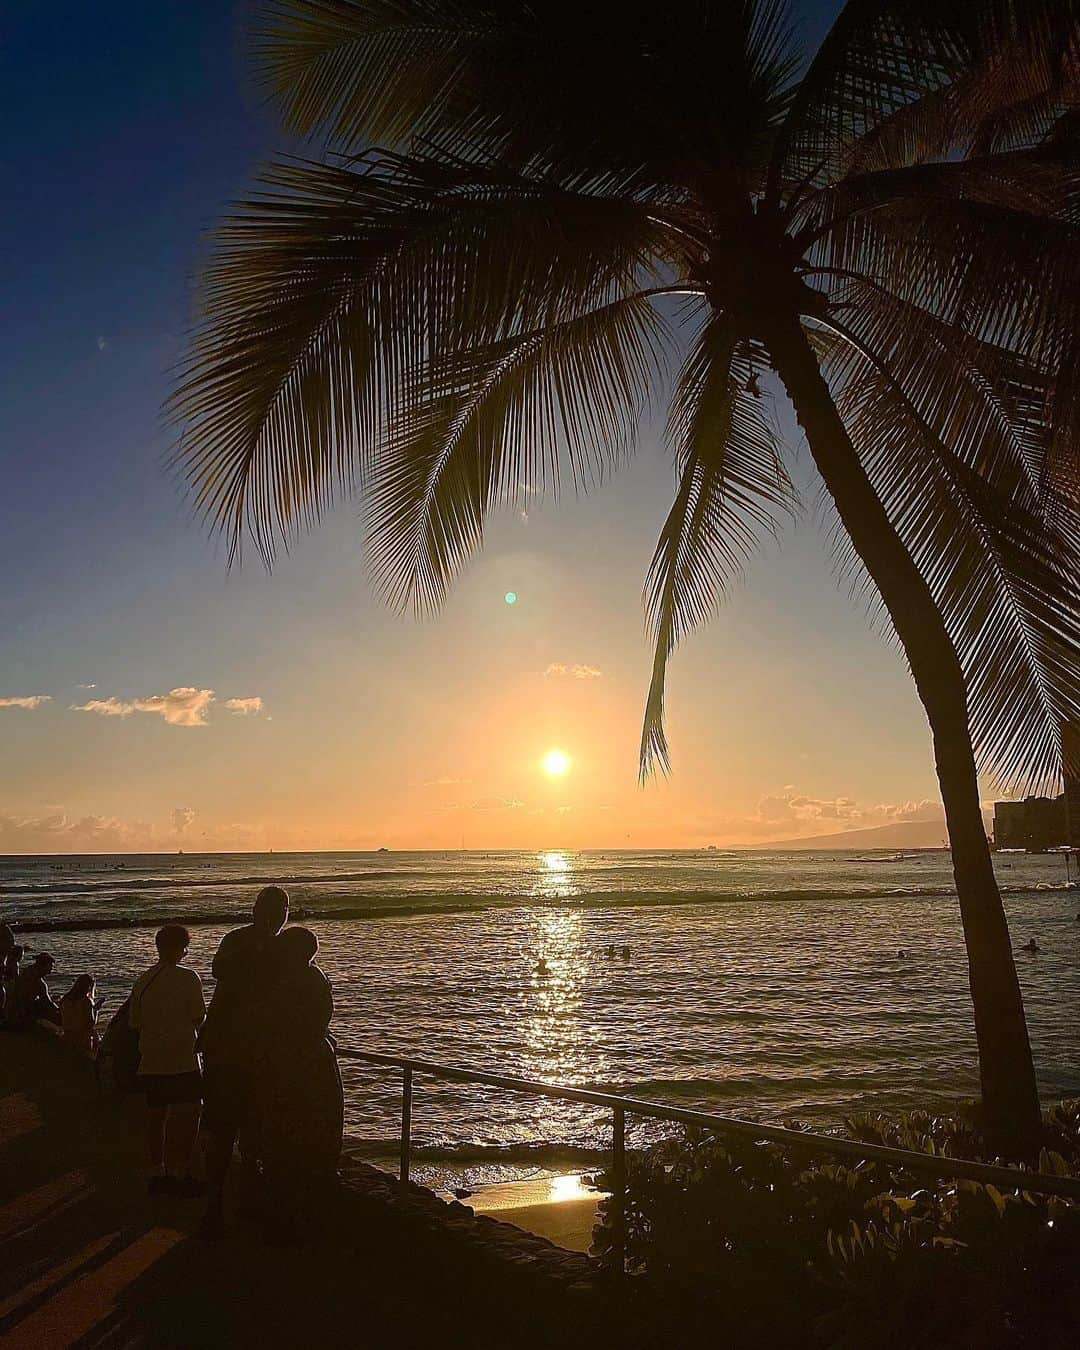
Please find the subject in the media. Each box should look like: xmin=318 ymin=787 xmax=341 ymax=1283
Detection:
xmin=756 ymin=787 xmax=943 ymax=827
xmin=423 ymin=776 xmax=471 ymax=787
xmin=222 ymin=696 xmax=263 ymax=716
xmin=76 ymin=683 xmax=96 ymax=690
xmin=693 ymin=788 xmax=946 ymax=844
xmin=543 ymin=663 xmax=603 ymax=680
xmin=74 ymin=686 xmax=215 ymax=727
xmin=470 ymin=797 xmax=525 ymax=811
xmin=171 ymin=806 xmax=196 ymax=834
xmin=0 ymin=811 xmax=152 ymax=853
xmin=72 ymin=687 xmax=262 ymax=727
xmin=0 ymin=695 xmax=51 ymax=710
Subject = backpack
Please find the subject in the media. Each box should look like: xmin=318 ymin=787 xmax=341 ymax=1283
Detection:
xmin=99 ymin=996 xmax=141 ymax=1092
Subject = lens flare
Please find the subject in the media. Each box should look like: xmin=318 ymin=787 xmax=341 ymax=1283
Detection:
xmin=504 ymin=591 xmax=517 ymax=605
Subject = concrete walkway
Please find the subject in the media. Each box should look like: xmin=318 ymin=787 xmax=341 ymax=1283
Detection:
xmin=0 ymin=1034 xmax=604 ymax=1348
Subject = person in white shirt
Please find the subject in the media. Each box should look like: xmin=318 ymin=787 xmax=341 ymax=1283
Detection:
xmin=130 ymin=924 xmax=206 ymax=1197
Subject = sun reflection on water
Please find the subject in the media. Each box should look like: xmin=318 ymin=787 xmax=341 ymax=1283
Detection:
xmin=521 ymin=908 xmax=608 ymax=1143
xmin=532 ymin=849 xmax=578 ymax=900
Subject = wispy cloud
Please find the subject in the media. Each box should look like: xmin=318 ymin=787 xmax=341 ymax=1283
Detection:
xmin=693 ymin=787 xmax=945 ymax=843
xmin=423 ymin=776 xmax=471 ymax=788
xmin=470 ymin=797 xmax=525 ymax=811
xmin=756 ymin=788 xmax=942 ymax=826
xmin=171 ymin=806 xmax=196 ymax=833
xmin=222 ymin=696 xmax=263 ymax=716
xmin=72 ymin=687 xmax=264 ymax=728
xmin=0 ymin=695 xmax=51 ymax=710
xmin=543 ymin=663 xmax=603 ymax=680
xmin=74 ymin=687 xmax=215 ymax=727
xmin=76 ymin=683 xmax=97 ymax=690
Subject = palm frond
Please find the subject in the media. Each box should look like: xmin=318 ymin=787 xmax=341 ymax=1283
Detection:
xmin=169 ymin=152 xmax=682 ymax=562
xmin=365 ymin=292 xmax=675 ymax=612
xmin=797 ymin=142 xmax=1080 ymax=242
xmin=255 ymin=1 xmax=799 ymax=196
xmin=774 ymin=0 xmax=1080 ymax=197
xmin=641 ymin=313 xmax=794 ymax=775
xmin=819 ymin=312 xmax=1080 ymax=793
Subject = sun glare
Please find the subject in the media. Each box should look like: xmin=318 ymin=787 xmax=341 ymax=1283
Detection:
xmin=542 ymin=748 xmax=571 ymax=777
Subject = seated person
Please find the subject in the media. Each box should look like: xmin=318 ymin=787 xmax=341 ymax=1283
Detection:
xmin=60 ymin=973 xmax=99 ymax=1053
xmin=2 ymin=944 xmax=23 ymax=1004
xmin=9 ymin=953 xmax=61 ymax=1030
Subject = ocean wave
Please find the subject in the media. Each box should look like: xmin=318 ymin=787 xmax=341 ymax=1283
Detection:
xmin=345 ymin=1138 xmax=608 ymax=1167
xmin=5 ymin=881 xmax=1055 ymax=934
xmin=0 ymin=868 xmax=449 ymax=898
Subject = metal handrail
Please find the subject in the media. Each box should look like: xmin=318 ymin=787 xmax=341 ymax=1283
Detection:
xmin=337 ymin=1046 xmax=1080 ymax=1269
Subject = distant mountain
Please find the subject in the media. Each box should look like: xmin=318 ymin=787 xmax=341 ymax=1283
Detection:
xmin=759 ymin=819 xmax=954 ymax=851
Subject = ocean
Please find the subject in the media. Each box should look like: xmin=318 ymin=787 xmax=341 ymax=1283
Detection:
xmin=3 ymin=848 xmax=1078 ymax=1186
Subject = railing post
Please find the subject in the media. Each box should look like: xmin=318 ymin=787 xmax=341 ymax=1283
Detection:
xmin=400 ymin=1066 xmax=413 ymax=1195
xmin=611 ymin=1103 xmax=626 ymax=1275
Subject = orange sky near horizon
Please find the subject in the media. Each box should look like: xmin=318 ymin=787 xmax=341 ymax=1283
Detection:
xmin=2 ymin=461 xmax=986 ymax=856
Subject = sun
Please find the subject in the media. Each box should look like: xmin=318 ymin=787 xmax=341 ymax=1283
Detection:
xmin=541 ymin=748 xmax=571 ymax=777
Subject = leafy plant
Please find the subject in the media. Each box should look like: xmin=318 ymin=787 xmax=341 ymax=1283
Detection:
xmin=590 ymin=1102 xmax=1080 ymax=1347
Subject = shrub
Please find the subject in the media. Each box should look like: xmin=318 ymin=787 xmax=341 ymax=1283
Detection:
xmin=590 ymin=1101 xmax=1080 ymax=1348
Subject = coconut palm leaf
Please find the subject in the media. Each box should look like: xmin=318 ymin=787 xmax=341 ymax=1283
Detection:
xmin=255 ymin=0 xmax=800 ymax=192
xmin=774 ymin=0 xmax=1080 ymax=195
xmin=169 ymin=152 xmax=682 ymax=561
xmin=365 ymin=291 xmax=675 ymax=612
xmin=641 ymin=313 xmax=793 ymax=774
xmin=818 ymin=310 xmax=1080 ymax=790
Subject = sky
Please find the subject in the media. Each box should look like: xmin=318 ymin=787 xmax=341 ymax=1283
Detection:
xmin=0 ymin=1 xmax=982 ymax=853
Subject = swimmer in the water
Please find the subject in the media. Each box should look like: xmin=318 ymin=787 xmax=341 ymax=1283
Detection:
xmin=897 ymin=949 xmax=907 ymax=959
xmin=536 ymin=957 xmax=550 ymax=976
xmin=605 ymin=944 xmax=616 ymax=959
xmin=620 ymin=946 xmax=630 ymax=961
xmin=1022 ymin=938 xmax=1039 ymax=953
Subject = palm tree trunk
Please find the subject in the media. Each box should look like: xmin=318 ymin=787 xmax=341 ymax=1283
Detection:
xmin=764 ymin=311 xmax=1041 ymax=1158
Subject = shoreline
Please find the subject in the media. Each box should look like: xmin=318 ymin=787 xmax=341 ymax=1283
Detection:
xmin=437 ymin=1173 xmax=602 ymax=1253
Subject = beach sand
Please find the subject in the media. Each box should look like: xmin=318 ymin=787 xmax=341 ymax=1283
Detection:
xmin=440 ymin=1173 xmax=602 ymax=1252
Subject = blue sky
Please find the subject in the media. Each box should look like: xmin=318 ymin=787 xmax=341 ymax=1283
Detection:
xmin=0 ymin=1 xmax=965 ymax=852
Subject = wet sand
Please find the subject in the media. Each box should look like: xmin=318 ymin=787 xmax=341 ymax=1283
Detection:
xmin=441 ymin=1173 xmax=602 ymax=1252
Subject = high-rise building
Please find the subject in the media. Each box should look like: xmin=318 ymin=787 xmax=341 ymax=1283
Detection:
xmin=1064 ymin=722 xmax=1080 ymax=850
xmin=992 ymin=795 xmax=1068 ymax=851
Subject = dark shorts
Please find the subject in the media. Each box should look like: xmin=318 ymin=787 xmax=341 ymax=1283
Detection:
xmin=138 ymin=1070 xmax=202 ymax=1108
xmin=200 ymin=1062 xmax=257 ymax=1136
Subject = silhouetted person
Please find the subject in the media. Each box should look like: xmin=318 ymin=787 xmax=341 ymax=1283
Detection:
xmin=1022 ymin=938 xmax=1040 ymax=953
xmin=536 ymin=957 xmax=550 ymax=976
xmin=131 ymin=925 xmax=205 ymax=1196
xmin=620 ymin=945 xmax=631 ymax=961
xmin=9 ymin=953 xmax=61 ymax=1030
xmin=199 ymin=885 xmax=289 ymax=1238
xmin=0 ymin=937 xmax=20 ymax=1022
xmin=258 ymin=927 xmax=342 ymax=1230
xmin=60 ymin=973 xmax=99 ymax=1053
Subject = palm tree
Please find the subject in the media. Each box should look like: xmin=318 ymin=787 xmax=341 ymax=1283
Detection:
xmin=172 ymin=0 xmax=1080 ymax=1154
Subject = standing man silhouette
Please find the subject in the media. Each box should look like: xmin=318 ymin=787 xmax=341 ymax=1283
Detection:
xmin=199 ymin=885 xmax=288 ymax=1239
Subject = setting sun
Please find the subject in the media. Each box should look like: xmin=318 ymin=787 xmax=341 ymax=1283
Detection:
xmin=541 ymin=748 xmax=571 ymax=777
